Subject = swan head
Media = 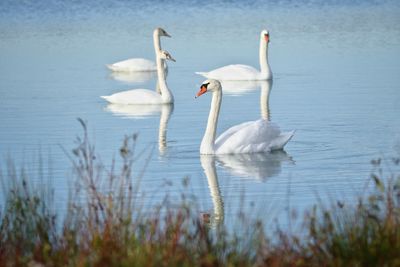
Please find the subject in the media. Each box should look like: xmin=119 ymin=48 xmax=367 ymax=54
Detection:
xmin=155 ymin=27 xmax=171 ymax=38
xmin=195 ymin=79 xmax=221 ymax=98
xmin=261 ymin=29 xmax=270 ymax=43
xmin=159 ymin=50 xmax=176 ymax=62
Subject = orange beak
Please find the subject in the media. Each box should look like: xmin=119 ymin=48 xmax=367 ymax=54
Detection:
xmin=264 ymin=34 xmax=269 ymax=43
xmin=195 ymin=85 xmax=208 ymax=98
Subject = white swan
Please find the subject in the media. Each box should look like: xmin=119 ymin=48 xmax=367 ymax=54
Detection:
xmin=101 ymin=50 xmax=175 ymax=104
xmin=196 ymin=30 xmax=272 ymax=81
xmin=107 ymin=27 xmax=171 ymax=72
xmin=195 ymin=79 xmax=293 ymax=155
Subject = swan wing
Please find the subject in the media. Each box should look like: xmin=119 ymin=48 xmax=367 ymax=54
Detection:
xmin=215 ymin=120 xmax=255 ymax=148
xmin=196 ymin=64 xmax=262 ymax=81
xmin=101 ymin=89 xmax=163 ymax=105
xmin=107 ymin=58 xmax=157 ymax=72
xmin=215 ymin=119 xmax=294 ymax=154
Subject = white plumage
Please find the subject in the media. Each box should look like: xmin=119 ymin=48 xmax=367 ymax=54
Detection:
xmin=215 ymin=120 xmax=294 ymax=154
xmin=101 ymin=50 xmax=175 ymax=105
xmin=196 ymin=79 xmax=293 ymax=155
xmin=107 ymin=27 xmax=171 ymax=73
xmin=196 ymin=30 xmax=272 ymax=81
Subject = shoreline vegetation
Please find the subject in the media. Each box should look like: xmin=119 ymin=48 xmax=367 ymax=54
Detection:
xmin=1 ymin=121 xmax=399 ymax=266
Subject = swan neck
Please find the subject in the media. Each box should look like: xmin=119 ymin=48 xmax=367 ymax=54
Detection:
xmin=156 ymin=56 xmax=173 ymax=103
xmin=201 ymin=90 xmax=222 ymax=154
xmin=259 ymin=38 xmax=271 ymax=79
xmin=153 ymin=30 xmax=161 ymax=54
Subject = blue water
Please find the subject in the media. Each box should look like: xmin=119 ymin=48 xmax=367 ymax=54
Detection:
xmin=1 ymin=0 xmax=400 ymax=228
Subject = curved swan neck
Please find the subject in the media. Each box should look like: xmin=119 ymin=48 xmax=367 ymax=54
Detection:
xmin=259 ymin=36 xmax=272 ymax=79
xmin=156 ymin=56 xmax=173 ymax=103
xmin=200 ymin=89 xmax=222 ymax=154
xmin=153 ymin=30 xmax=161 ymax=55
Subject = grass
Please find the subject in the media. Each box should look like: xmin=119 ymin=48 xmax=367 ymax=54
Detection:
xmin=0 ymin=120 xmax=399 ymax=266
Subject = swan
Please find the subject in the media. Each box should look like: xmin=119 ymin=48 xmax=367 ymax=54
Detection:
xmin=101 ymin=50 xmax=175 ymax=104
xmin=107 ymin=27 xmax=171 ymax=72
xmin=196 ymin=30 xmax=272 ymax=81
xmin=195 ymin=79 xmax=293 ymax=155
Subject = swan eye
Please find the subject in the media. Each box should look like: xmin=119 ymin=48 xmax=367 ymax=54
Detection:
xmin=202 ymin=82 xmax=210 ymax=88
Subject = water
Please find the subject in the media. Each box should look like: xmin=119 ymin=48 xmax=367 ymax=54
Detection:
xmin=1 ymin=0 xmax=400 ymax=228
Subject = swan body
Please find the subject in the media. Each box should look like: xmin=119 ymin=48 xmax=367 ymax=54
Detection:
xmin=101 ymin=50 xmax=175 ymax=104
xmin=107 ymin=27 xmax=171 ymax=72
xmin=214 ymin=119 xmax=294 ymax=154
xmin=196 ymin=79 xmax=293 ymax=155
xmin=196 ymin=30 xmax=272 ymax=81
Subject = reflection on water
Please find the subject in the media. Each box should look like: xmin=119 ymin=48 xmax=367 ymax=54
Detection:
xmin=260 ymin=80 xmax=272 ymax=120
xmin=200 ymin=150 xmax=293 ymax=228
xmin=104 ymin=103 xmax=173 ymax=155
xmin=104 ymin=103 xmax=162 ymax=118
xmin=221 ymin=79 xmax=271 ymax=119
xmin=109 ymin=71 xmax=157 ymax=84
xmin=200 ymin=155 xmax=224 ymax=227
xmin=220 ymin=80 xmax=262 ymax=95
xmin=157 ymin=104 xmax=173 ymax=155
xmin=216 ymin=151 xmax=294 ymax=181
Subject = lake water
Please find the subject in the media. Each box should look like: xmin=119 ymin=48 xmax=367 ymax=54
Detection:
xmin=1 ymin=0 xmax=400 ymax=228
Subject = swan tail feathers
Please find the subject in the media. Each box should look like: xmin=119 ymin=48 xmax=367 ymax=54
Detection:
xmin=269 ymin=130 xmax=295 ymax=151
xmin=100 ymin=95 xmax=112 ymax=102
xmin=106 ymin=64 xmax=120 ymax=71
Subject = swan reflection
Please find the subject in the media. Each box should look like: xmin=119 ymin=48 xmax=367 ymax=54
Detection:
xmin=199 ymin=150 xmax=294 ymax=227
xmin=158 ymin=104 xmax=173 ymax=154
xmin=260 ymin=80 xmax=272 ymax=120
xmin=200 ymin=155 xmax=224 ymax=227
xmin=104 ymin=103 xmax=173 ymax=154
xmin=220 ymin=80 xmax=262 ymax=95
xmin=105 ymin=103 xmax=162 ymax=119
xmin=216 ymin=151 xmax=294 ymax=182
xmin=109 ymin=71 xmax=157 ymax=84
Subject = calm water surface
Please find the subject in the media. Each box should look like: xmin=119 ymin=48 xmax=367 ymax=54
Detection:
xmin=1 ymin=0 xmax=400 ymax=227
